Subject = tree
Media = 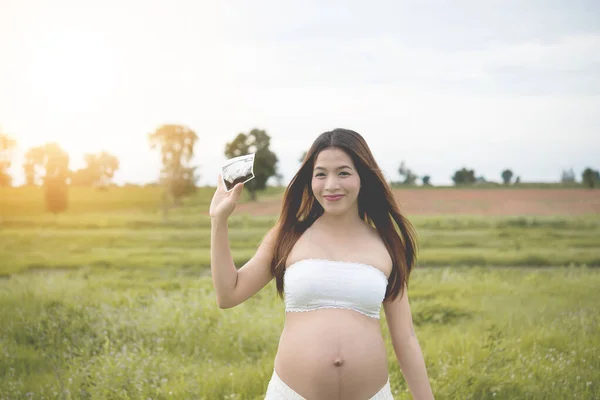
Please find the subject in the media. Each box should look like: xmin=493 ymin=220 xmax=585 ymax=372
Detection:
xmin=501 ymin=169 xmax=514 ymax=185
xmin=452 ymin=168 xmax=476 ymax=185
xmin=23 ymin=146 xmax=46 ymax=186
xmin=398 ymin=161 xmax=418 ymax=185
xmin=273 ymin=172 xmax=284 ymax=187
xmin=23 ymin=143 xmax=70 ymax=213
xmin=582 ymin=168 xmax=600 ymax=189
xmin=43 ymin=143 xmax=69 ymax=214
xmin=225 ymin=128 xmax=278 ymax=201
xmin=422 ymin=175 xmax=431 ymax=186
xmin=148 ymin=124 xmax=199 ymax=212
xmin=0 ymin=132 xmax=16 ymax=187
xmin=71 ymin=151 xmax=119 ymax=188
xmin=515 ymin=176 xmax=521 ymax=184
xmin=561 ymin=168 xmax=576 ymax=183
xmin=299 ymin=151 xmax=307 ymax=164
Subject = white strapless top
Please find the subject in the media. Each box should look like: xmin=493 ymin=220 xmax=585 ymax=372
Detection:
xmin=283 ymin=259 xmax=388 ymax=319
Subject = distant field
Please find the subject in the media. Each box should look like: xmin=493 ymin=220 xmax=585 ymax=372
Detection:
xmin=0 ymin=186 xmax=217 ymax=216
xmin=2 ymin=185 xmax=599 ymax=217
xmin=235 ymin=187 xmax=600 ymax=216
xmin=1 ymin=186 xmax=599 ymax=276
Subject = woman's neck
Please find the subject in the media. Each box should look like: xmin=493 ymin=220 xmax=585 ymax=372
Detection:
xmin=317 ymin=210 xmax=364 ymax=231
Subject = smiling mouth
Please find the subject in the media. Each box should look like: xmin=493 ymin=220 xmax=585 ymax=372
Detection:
xmin=324 ymin=195 xmax=344 ymax=201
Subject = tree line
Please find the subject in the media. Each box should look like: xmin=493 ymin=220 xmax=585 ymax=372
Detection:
xmin=1 ymin=126 xmax=599 ymax=214
xmin=0 ymin=126 xmax=280 ymax=214
xmin=393 ymin=162 xmax=598 ymax=188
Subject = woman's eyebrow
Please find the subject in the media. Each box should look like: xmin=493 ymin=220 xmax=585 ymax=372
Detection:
xmin=314 ymin=165 xmax=352 ymax=171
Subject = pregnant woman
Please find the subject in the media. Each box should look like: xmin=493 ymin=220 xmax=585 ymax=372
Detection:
xmin=210 ymin=128 xmax=434 ymax=400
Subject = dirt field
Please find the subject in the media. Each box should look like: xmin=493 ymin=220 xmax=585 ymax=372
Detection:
xmin=236 ymin=189 xmax=600 ymax=216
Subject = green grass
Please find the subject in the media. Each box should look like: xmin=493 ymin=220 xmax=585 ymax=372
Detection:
xmin=0 ymin=266 xmax=598 ymax=399
xmin=1 ymin=214 xmax=598 ymax=276
xmin=0 ymin=186 xmax=285 ymax=216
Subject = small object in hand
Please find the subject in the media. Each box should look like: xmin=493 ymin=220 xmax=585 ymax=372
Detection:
xmin=222 ymin=153 xmax=256 ymax=191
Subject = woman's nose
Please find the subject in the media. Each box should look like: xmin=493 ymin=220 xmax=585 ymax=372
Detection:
xmin=325 ymin=176 xmax=341 ymax=190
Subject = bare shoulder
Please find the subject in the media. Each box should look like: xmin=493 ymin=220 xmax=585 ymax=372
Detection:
xmin=259 ymin=225 xmax=278 ymax=254
xmin=361 ymin=222 xmax=383 ymax=246
xmin=259 ymin=226 xmax=279 ymax=267
xmin=364 ymin=222 xmax=381 ymax=238
xmin=363 ymin=223 xmax=393 ymax=272
xmin=284 ymin=224 xmax=315 ymax=268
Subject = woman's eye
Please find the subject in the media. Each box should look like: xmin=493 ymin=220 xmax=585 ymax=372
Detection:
xmin=314 ymin=172 xmax=349 ymax=177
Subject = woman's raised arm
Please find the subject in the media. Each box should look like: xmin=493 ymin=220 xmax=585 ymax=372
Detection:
xmin=209 ymin=175 xmax=276 ymax=308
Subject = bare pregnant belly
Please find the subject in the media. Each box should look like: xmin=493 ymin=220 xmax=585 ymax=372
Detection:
xmin=274 ymin=309 xmax=390 ymax=400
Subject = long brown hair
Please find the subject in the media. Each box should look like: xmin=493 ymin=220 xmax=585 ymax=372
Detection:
xmin=270 ymin=128 xmax=418 ymax=302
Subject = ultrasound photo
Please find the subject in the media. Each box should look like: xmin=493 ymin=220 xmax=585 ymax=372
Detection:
xmin=221 ymin=153 xmax=256 ymax=191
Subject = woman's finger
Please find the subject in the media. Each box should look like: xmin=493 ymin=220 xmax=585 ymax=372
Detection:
xmin=231 ymin=183 xmax=244 ymax=202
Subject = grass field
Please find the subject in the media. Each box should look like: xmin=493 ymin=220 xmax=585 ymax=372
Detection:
xmin=0 ymin=186 xmax=599 ymax=399
xmin=1 ymin=266 xmax=598 ymax=399
xmin=1 ymin=212 xmax=598 ymax=277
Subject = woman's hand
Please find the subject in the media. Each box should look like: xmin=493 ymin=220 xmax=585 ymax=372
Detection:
xmin=209 ymin=174 xmax=245 ymax=221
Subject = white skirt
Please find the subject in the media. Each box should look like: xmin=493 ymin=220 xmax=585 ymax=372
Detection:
xmin=265 ymin=369 xmax=394 ymax=399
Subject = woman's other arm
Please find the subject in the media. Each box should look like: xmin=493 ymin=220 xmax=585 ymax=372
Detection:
xmin=383 ymin=285 xmax=435 ymax=400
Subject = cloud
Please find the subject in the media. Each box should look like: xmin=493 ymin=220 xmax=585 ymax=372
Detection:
xmin=222 ymin=32 xmax=600 ymax=96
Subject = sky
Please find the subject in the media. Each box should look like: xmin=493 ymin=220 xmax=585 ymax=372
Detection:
xmin=1 ymin=0 xmax=599 ymax=186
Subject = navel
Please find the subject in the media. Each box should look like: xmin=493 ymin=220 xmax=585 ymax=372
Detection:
xmin=333 ymin=357 xmax=344 ymax=367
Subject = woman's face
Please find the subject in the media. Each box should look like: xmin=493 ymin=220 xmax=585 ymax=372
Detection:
xmin=311 ymin=147 xmax=361 ymax=216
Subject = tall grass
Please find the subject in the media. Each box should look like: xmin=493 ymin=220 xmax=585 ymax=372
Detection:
xmin=1 ymin=267 xmax=598 ymax=399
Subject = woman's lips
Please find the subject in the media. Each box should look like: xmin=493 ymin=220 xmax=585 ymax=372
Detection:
xmin=323 ymin=195 xmax=344 ymax=202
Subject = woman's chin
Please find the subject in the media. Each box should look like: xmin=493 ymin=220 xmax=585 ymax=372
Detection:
xmin=323 ymin=206 xmax=349 ymax=215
